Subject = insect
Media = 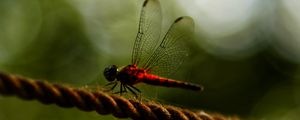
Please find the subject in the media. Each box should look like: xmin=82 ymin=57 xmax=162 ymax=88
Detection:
xmin=103 ymin=0 xmax=203 ymax=97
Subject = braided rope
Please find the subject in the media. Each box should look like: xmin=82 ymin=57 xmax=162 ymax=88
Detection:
xmin=0 ymin=72 xmax=239 ymax=120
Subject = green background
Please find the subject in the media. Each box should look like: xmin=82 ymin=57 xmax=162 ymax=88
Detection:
xmin=1 ymin=0 xmax=300 ymax=120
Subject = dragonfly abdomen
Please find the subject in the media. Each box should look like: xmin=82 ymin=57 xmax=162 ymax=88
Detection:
xmin=143 ymin=75 xmax=203 ymax=91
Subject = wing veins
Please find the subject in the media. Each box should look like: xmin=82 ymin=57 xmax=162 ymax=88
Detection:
xmin=131 ymin=0 xmax=161 ymax=66
xmin=142 ymin=17 xmax=194 ymax=77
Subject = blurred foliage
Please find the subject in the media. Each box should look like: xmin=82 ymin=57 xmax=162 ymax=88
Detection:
xmin=1 ymin=0 xmax=300 ymax=120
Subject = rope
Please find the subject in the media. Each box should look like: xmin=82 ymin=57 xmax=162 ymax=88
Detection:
xmin=0 ymin=71 xmax=239 ymax=120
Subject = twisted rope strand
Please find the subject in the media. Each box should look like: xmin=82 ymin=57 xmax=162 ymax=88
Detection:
xmin=0 ymin=72 xmax=239 ymax=120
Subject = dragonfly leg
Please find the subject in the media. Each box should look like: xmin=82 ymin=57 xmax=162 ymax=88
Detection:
xmin=110 ymin=82 xmax=118 ymax=90
xmin=125 ymin=85 xmax=138 ymax=98
xmin=104 ymin=82 xmax=118 ymax=92
xmin=112 ymin=83 xmax=130 ymax=95
xmin=128 ymin=85 xmax=142 ymax=101
xmin=120 ymin=83 xmax=123 ymax=96
xmin=105 ymin=82 xmax=115 ymax=86
xmin=129 ymin=85 xmax=141 ymax=93
xmin=120 ymin=83 xmax=129 ymax=95
xmin=122 ymin=84 xmax=127 ymax=93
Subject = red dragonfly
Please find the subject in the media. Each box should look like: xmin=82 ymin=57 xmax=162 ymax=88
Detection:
xmin=103 ymin=0 xmax=203 ymax=97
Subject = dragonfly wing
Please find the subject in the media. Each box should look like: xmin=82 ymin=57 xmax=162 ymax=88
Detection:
xmin=131 ymin=0 xmax=162 ymax=66
xmin=143 ymin=16 xmax=195 ymax=77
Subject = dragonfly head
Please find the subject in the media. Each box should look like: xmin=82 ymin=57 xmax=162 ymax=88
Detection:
xmin=103 ymin=65 xmax=118 ymax=82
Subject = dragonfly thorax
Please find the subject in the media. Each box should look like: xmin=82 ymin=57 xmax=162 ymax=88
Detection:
xmin=117 ymin=64 xmax=146 ymax=85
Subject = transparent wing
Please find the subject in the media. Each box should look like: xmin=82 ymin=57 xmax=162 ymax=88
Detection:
xmin=143 ymin=16 xmax=195 ymax=77
xmin=131 ymin=0 xmax=162 ymax=66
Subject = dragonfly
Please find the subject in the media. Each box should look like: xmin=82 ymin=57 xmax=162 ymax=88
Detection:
xmin=103 ymin=0 xmax=203 ymax=97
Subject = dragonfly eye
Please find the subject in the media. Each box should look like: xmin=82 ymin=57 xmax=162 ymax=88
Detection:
xmin=103 ymin=65 xmax=118 ymax=82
